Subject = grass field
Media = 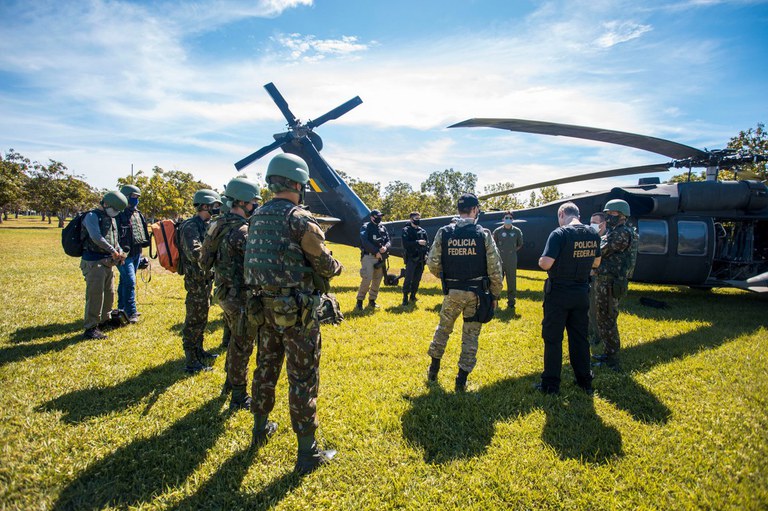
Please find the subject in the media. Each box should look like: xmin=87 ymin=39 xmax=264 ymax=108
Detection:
xmin=0 ymin=216 xmax=766 ymax=510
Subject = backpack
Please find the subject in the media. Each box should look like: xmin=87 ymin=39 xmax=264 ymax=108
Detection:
xmin=62 ymin=213 xmax=86 ymax=257
xmin=149 ymin=219 xmax=183 ymax=273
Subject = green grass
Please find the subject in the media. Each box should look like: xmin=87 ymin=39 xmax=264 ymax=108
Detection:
xmin=0 ymin=216 xmax=766 ymax=510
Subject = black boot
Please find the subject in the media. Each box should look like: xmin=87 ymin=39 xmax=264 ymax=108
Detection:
xmin=184 ymin=348 xmax=212 ymax=373
xmin=295 ymin=435 xmax=337 ymax=475
xmin=410 ymin=293 xmax=417 ymax=302
xmin=455 ymin=368 xmax=469 ymax=392
xmin=355 ymin=300 xmax=364 ymax=311
xmin=197 ymin=345 xmax=219 ymax=361
xmin=251 ymin=416 xmax=278 ymax=449
xmin=221 ymin=379 xmax=233 ymax=396
xmin=368 ymin=300 xmax=379 ymax=309
xmin=221 ymin=326 xmax=231 ymax=348
xmin=229 ymin=385 xmax=252 ymax=411
xmin=427 ymin=357 xmax=440 ymax=382
xmin=402 ymin=294 xmax=409 ymax=306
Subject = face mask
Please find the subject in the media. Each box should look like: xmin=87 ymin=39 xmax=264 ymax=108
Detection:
xmin=105 ymin=207 xmax=120 ymax=218
xmin=590 ymin=223 xmax=601 ymax=232
xmin=504 ymin=218 xmax=513 ymax=225
xmin=210 ymin=207 xmax=221 ymax=216
xmin=128 ymin=197 xmax=139 ymax=208
xmin=412 ymin=219 xmax=421 ymax=226
xmin=606 ymin=215 xmax=621 ymax=227
xmin=372 ymin=217 xmax=382 ymax=225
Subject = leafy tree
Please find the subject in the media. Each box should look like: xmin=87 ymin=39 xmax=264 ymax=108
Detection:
xmin=481 ymin=182 xmax=527 ymax=212
xmin=56 ymin=176 xmax=100 ymax=227
xmin=667 ymin=170 xmax=706 ymax=183
xmin=420 ymin=169 xmax=477 ymax=216
xmin=380 ymin=181 xmax=439 ymax=221
xmin=117 ymin=167 xmax=212 ymax=221
xmin=0 ymin=149 xmax=31 ymax=223
xmin=528 ymin=186 xmax=563 ymax=207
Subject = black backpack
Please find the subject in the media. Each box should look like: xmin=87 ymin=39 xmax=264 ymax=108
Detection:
xmin=62 ymin=213 xmax=86 ymax=257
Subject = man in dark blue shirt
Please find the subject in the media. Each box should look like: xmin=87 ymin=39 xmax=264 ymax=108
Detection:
xmin=536 ymin=202 xmax=601 ymax=395
xmin=401 ymin=211 xmax=429 ymax=306
xmin=116 ymin=184 xmax=150 ymax=323
xmin=356 ymin=209 xmax=391 ymax=310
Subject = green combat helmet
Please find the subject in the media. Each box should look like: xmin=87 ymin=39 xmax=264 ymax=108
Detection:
xmin=120 ymin=184 xmax=141 ymax=197
xmin=193 ymin=189 xmax=222 ymax=206
xmin=604 ymin=199 xmax=630 ymax=217
xmin=266 ymin=153 xmax=310 ymax=185
xmin=102 ymin=190 xmax=129 ymax=210
xmin=224 ymin=177 xmax=262 ymax=203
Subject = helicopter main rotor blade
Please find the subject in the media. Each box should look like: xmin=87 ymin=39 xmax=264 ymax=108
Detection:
xmin=234 ymin=134 xmax=290 ymax=171
xmin=264 ymin=82 xmax=299 ymax=127
xmin=450 ymin=118 xmax=709 ymax=161
xmin=478 ymin=163 xmax=671 ymax=200
xmin=307 ymin=96 xmax=363 ymax=129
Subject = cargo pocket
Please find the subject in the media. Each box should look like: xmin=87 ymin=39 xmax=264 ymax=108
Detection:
xmin=612 ymin=278 xmax=628 ymax=299
xmin=269 ymin=294 xmax=299 ymax=329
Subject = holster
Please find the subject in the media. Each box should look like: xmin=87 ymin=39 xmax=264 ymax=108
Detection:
xmin=317 ymin=293 xmax=344 ymax=325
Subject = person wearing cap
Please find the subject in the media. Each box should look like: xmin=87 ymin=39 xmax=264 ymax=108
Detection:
xmin=492 ymin=209 xmax=524 ymax=314
xmin=425 ymin=193 xmax=503 ymax=392
xmin=536 ymin=202 xmax=601 ymax=395
xmin=80 ymin=190 xmax=128 ymax=340
xmin=115 ymin=184 xmax=150 ymax=323
xmin=592 ymin=199 xmax=638 ymax=371
xmin=401 ymin=211 xmax=429 ymax=306
xmin=356 ymin=208 xmax=391 ymax=310
xmin=179 ymin=189 xmax=222 ymax=373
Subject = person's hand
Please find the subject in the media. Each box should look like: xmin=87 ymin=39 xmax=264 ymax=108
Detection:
xmin=111 ymin=250 xmax=121 ymax=261
xmin=417 ymin=239 xmax=427 ymax=246
xmin=375 ymin=253 xmax=383 ymax=260
xmin=379 ymin=246 xmax=387 ymax=254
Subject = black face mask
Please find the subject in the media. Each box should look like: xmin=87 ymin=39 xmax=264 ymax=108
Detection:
xmin=372 ymin=217 xmax=382 ymax=225
xmin=412 ymin=219 xmax=421 ymax=226
xmin=210 ymin=207 xmax=221 ymax=216
xmin=606 ymin=214 xmax=621 ymax=227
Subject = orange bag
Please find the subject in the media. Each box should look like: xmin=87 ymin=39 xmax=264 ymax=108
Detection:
xmin=149 ymin=219 xmax=182 ymax=273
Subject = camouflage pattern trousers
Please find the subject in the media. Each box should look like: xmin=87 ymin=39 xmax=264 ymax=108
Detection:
xmin=594 ymin=275 xmax=621 ymax=356
xmin=251 ymin=308 xmax=321 ymax=436
xmin=428 ymin=289 xmax=482 ymax=373
xmin=182 ymin=276 xmax=212 ymax=350
xmin=587 ymin=279 xmax=599 ymax=344
xmin=220 ymin=293 xmax=258 ymax=387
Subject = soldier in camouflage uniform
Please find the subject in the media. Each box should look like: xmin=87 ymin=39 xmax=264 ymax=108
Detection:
xmin=179 ymin=189 xmax=222 ymax=373
xmin=200 ymin=178 xmax=262 ymax=410
xmin=592 ymin=199 xmax=638 ymax=371
xmin=245 ymin=153 xmax=342 ymax=475
xmin=426 ymin=193 xmax=503 ymax=392
xmin=587 ymin=212 xmax=606 ymax=345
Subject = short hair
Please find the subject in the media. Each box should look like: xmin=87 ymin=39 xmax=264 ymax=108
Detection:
xmin=590 ymin=212 xmax=606 ymax=222
xmin=558 ymin=202 xmax=580 ymax=219
xmin=505 ymin=210 xmax=515 ymax=217
xmin=409 ymin=211 xmax=420 ymax=218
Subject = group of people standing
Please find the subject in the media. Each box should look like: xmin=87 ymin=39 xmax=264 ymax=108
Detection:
xmin=77 ymin=156 xmax=637 ymax=475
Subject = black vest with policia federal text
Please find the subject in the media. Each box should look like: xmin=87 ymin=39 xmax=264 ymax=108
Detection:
xmin=440 ymin=223 xmax=487 ymax=291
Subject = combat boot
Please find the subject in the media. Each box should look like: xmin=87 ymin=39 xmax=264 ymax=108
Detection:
xmin=197 ymin=345 xmax=219 ymax=361
xmin=402 ymin=293 xmax=409 ymax=306
xmin=368 ymin=300 xmax=379 ymax=309
xmin=221 ymin=327 xmax=231 ymax=349
xmin=83 ymin=327 xmax=107 ymax=340
xmin=184 ymin=348 xmax=212 ymax=373
xmin=221 ymin=379 xmax=233 ymax=396
xmin=409 ymin=293 xmax=417 ymax=302
xmin=455 ymin=368 xmax=469 ymax=392
xmin=355 ymin=300 xmax=364 ymax=311
xmin=427 ymin=357 xmax=440 ymax=382
xmin=295 ymin=435 xmax=337 ymax=475
xmin=251 ymin=416 xmax=278 ymax=449
xmin=229 ymin=385 xmax=252 ymax=411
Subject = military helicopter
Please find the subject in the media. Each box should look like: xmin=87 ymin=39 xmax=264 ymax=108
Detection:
xmin=236 ymin=83 xmax=768 ymax=293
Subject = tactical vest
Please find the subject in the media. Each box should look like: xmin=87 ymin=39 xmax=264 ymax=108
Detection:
xmin=441 ymin=223 xmax=487 ymax=289
xmin=212 ymin=214 xmax=248 ymax=292
xmin=127 ymin=209 xmax=148 ymax=246
xmin=244 ymin=199 xmax=313 ymax=289
xmin=179 ymin=215 xmax=208 ymax=276
xmin=81 ymin=209 xmax=118 ymax=255
xmin=597 ymin=223 xmax=638 ymax=279
xmin=547 ymin=224 xmax=599 ymax=283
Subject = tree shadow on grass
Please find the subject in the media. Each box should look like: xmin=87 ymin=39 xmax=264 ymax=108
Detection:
xmin=176 ymin=448 xmax=304 ymax=511
xmin=402 ymin=311 xmax=765 ymax=464
xmin=8 ymin=319 xmax=82 ymax=343
xmin=0 ymin=333 xmax=89 ymax=368
xmin=40 ymin=357 xmax=191 ymax=423
xmin=52 ymin=396 xmax=227 ymax=511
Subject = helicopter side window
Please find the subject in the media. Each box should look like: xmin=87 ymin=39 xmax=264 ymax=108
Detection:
xmin=638 ymin=219 xmax=668 ymax=255
xmin=677 ymin=220 xmax=708 ymax=256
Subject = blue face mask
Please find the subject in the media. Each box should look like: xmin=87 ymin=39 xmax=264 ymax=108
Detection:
xmin=128 ymin=197 xmax=139 ymax=208
xmin=504 ymin=218 xmax=513 ymax=225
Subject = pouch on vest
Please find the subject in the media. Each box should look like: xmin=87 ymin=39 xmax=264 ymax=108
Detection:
xmin=298 ymin=293 xmax=321 ymax=327
xmin=267 ymin=294 xmax=299 ymax=329
xmin=464 ymin=290 xmax=495 ymax=323
xmin=247 ymin=293 xmax=265 ymax=326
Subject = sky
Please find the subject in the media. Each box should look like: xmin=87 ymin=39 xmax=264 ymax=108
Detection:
xmin=1 ymin=0 xmax=767 ymax=200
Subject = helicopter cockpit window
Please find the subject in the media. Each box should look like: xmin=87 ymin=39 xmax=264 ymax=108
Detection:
xmin=637 ymin=219 xmax=668 ymax=255
xmin=677 ymin=220 xmax=708 ymax=256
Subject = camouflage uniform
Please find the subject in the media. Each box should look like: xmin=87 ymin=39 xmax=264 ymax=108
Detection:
xmin=492 ymin=224 xmax=524 ymax=308
xmin=595 ymin=222 xmax=638 ymax=357
xmin=180 ymin=215 xmax=213 ymax=352
xmin=245 ymin=199 xmax=342 ymax=435
xmin=200 ymin=213 xmax=255 ymax=388
xmin=427 ymin=218 xmax=503 ymax=373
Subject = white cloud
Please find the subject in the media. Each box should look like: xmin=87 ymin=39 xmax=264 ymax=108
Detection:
xmin=273 ymin=33 xmax=372 ymax=62
xmin=594 ymin=21 xmax=653 ymax=48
